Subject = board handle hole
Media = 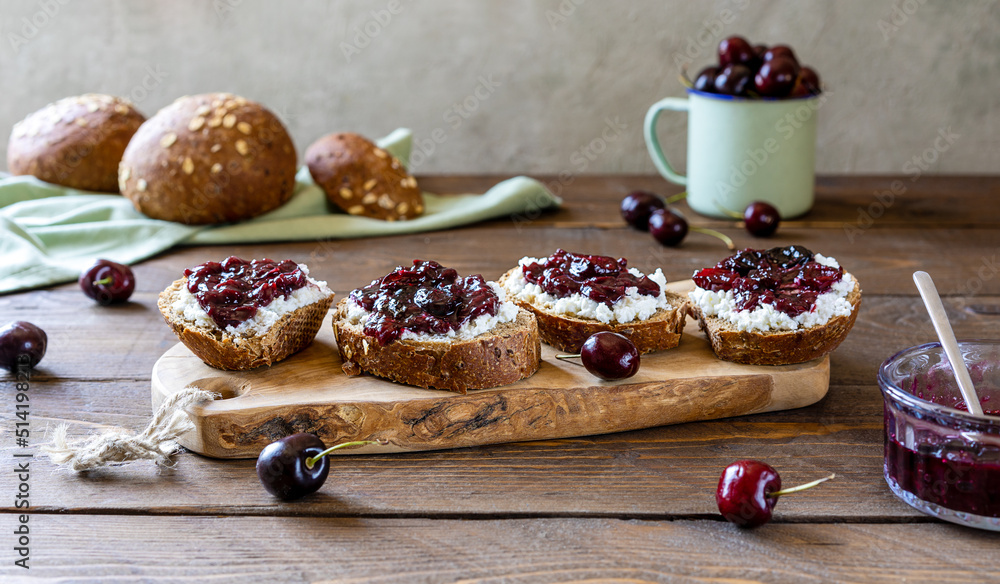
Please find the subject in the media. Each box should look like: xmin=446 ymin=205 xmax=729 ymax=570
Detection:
xmin=190 ymin=377 xmax=250 ymax=400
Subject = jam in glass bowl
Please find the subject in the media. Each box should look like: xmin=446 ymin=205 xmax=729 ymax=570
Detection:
xmin=878 ymin=341 xmax=1000 ymax=530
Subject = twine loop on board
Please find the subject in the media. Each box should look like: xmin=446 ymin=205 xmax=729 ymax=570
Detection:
xmin=42 ymin=386 xmax=217 ymax=472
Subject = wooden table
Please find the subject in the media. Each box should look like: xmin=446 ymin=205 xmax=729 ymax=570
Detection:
xmin=3 ymin=175 xmax=999 ymax=583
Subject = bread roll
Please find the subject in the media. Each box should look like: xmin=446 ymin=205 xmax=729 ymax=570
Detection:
xmin=7 ymin=94 xmax=145 ymax=193
xmin=306 ymin=132 xmax=424 ymax=221
xmin=119 ymin=93 xmax=296 ymax=225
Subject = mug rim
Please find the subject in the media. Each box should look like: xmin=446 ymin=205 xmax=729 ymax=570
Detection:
xmin=686 ymin=87 xmax=821 ymax=102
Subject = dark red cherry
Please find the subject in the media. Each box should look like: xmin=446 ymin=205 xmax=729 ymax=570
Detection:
xmin=762 ymin=45 xmax=798 ymax=67
xmin=752 ymin=44 xmax=768 ymax=59
xmin=256 ymin=433 xmax=330 ymax=501
xmin=580 ymin=332 xmax=640 ymax=381
xmin=754 ymin=57 xmax=798 ymax=97
xmin=793 ymin=67 xmax=822 ymax=96
xmin=716 ymin=460 xmax=781 ymax=528
xmin=718 ymin=36 xmax=755 ymax=67
xmin=620 ymin=191 xmax=666 ymax=231
xmin=714 ymin=64 xmax=754 ymax=96
xmin=693 ymin=66 xmax=719 ymax=93
xmin=648 ymin=208 xmax=688 ymax=246
xmin=79 ymin=259 xmax=135 ymax=305
xmin=0 ymin=321 xmax=47 ymax=373
xmin=743 ymin=201 xmax=781 ymax=237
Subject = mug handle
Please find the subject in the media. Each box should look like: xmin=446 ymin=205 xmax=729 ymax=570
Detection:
xmin=643 ymin=97 xmax=689 ymax=186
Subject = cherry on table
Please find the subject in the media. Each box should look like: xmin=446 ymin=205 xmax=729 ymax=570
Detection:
xmin=79 ymin=259 xmax=135 ymax=305
xmin=0 ymin=321 xmax=47 ymax=373
xmin=743 ymin=201 xmax=781 ymax=237
xmin=620 ymin=191 xmax=666 ymax=231
xmin=257 ymin=433 xmax=385 ymax=501
xmin=649 ymin=208 xmax=689 ymax=246
xmin=716 ymin=459 xmax=835 ymax=528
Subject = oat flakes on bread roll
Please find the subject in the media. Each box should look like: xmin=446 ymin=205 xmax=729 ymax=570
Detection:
xmin=158 ymin=256 xmax=334 ymax=370
xmin=306 ymin=132 xmax=424 ymax=221
xmin=7 ymin=94 xmax=145 ymax=192
xmin=497 ymin=249 xmax=689 ymax=354
xmin=120 ymin=93 xmax=297 ymax=225
xmin=688 ymin=245 xmax=861 ymax=366
xmin=332 ymin=260 xmax=540 ymax=394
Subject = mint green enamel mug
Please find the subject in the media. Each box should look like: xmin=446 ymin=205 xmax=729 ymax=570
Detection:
xmin=644 ymin=90 xmax=823 ymax=219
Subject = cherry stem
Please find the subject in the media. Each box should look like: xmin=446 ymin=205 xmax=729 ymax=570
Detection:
xmin=305 ymin=438 xmax=389 ymax=469
xmin=767 ymin=473 xmax=836 ymax=498
xmin=714 ymin=201 xmax=744 ymax=220
xmin=690 ymin=227 xmax=735 ymax=250
xmin=93 ymin=277 xmax=114 ymax=286
xmin=555 ymin=354 xmax=585 ymax=367
xmin=678 ymin=70 xmax=693 ymax=89
xmin=665 ymin=192 xmax=687 ymax=204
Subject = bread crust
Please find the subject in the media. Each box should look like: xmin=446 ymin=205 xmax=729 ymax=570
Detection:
xmin=691 ymin=280 xmax=862 ymax=365
xmin=306 ymin=132 xmax=424 ymax=221
xmin=7 ymin=94 xmax=145 ymax=193
xmin=332 ymin=298 xmax=541 ymax=394
xmin=497 ymin=268 xmax=689 ymax=354
xmin=157 ymin=278 xmax=334 ymax=370
xmin=120 ymin=93 xmax=297 ymax=225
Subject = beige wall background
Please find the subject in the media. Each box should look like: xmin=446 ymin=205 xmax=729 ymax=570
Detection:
xmin=0 ymin=0 xmax=996 ymax=175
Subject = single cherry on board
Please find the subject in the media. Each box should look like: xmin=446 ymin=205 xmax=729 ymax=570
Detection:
xmin=79 ymin=259 xmax=135 ymax=305
xmin=0 ymin=321 xmax=47 ymax=373
xmin=743 ymin=201 xmax=781 ymax=237
xmin=556 ymin=332 xmax=640 ymax=381
xmin=716 ymin=460 xmax=834 ymax=527
xmin=256 ymin=433 xmax=385 ymax=501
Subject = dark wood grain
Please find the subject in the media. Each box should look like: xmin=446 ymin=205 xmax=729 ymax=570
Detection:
xmin=0 ymin=383 xmax=908 ymax=519
xmin=2 ymin=175 xmax=998 ymax=580
xmin=418 ymin=174 xmax=1000 ymax=228
xmin=0 ymin=516 xmax=996 ymax=583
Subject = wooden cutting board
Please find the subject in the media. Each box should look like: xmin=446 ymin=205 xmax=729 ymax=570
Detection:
xmin=151 ymin=281 xmax=830 ymax=459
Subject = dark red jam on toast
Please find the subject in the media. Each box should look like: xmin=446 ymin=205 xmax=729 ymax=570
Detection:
xmin=520 ymin=249 xmax=660 ymax=306
xmin=692 ymin=246 xmax=844 ymax=317
xmin=349 ymin=260 xmax=501 ymax=345
xmin=185 ymin=257 xmax=309 ymax=329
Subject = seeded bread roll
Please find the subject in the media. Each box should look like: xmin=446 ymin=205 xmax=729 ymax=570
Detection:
xmin=306 ymin=132 xmax=424 ymax=221
xmin=119 ymin=93 xmax=297 ymax=225
xmin=7 ymin=94 xmax=145 ymax=193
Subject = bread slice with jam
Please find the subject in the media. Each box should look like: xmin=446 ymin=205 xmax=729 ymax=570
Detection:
xmin=497 ymin=249 xmax=689 ymax=354
xmin=332 ymin=260 xmax=541 ymax=394
xmin=688 ymin=245 xmax=862 ymax=365
xmin=158 ymin=257 xmax=335 ymax=370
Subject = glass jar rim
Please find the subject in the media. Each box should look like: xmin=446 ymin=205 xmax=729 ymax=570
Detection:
xmin=878 ymin=340 xmax=1000 ymax=425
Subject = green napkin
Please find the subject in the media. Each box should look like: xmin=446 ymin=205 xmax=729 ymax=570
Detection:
xmin=0 ymin=129 xmax=560 ymax=294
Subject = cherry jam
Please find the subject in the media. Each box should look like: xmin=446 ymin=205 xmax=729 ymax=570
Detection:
xmin=881 ymin=344 xmax=1000 ymax=528
xmin=521 ymin=249 xmax=660 ymax=306
xmin=692 ymin=245 xmax=843 ymax=317
xmin=349 ymin=260 xmax=500 ymax=345
xmin=185 ymin=257 xmax=308 ymax=329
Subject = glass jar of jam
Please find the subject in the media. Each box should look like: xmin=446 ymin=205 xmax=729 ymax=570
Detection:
xmin=879 ymin=341 xmax=1000 ymax=530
